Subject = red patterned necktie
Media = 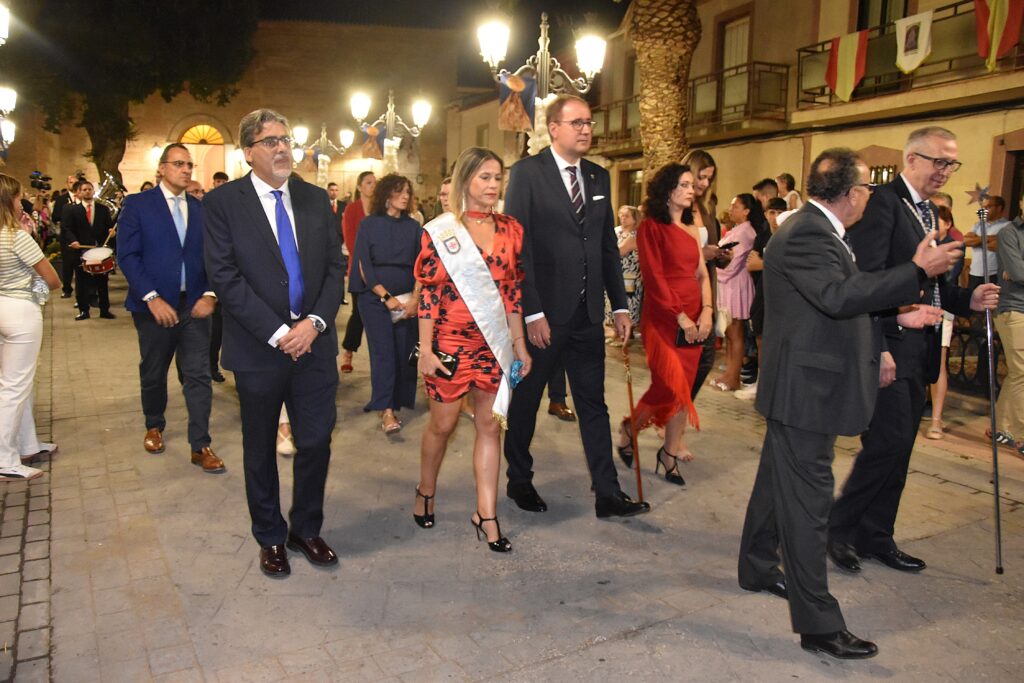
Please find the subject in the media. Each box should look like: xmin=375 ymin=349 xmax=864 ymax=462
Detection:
xmin=86 ymin=204 xmax=92 ymax=224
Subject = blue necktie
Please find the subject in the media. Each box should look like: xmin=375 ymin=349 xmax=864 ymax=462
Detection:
xmin=172 ymin=196 xmax=186 ymax=291
xmin=271 ymin=190 xmax=304 ymax=316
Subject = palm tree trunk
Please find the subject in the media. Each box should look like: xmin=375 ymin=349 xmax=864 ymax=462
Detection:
xmin=629 ymin=0 xmax=701 ymax=174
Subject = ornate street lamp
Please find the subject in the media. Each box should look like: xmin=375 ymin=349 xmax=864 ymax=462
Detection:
xmin=0 ymin=4 xmax=16 ymax=153
xmin=350 ymin=90 xmax=431 ymax=139
xmin=290 ymin=123 xmax=354 ymax=163
xmin=477 ymin=12 xmax=607 ymax=96
xmin=0 ymin=4 xmax=9 ymax=47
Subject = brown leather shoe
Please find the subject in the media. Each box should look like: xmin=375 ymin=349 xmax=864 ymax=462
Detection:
xmin=190 ymin=447 xmax=226 ymax=474
xmin=286 ymin=533 xmax=339 ymax=567
xmin=547 ymin=401 xmax=577 ymax=422
xmin=143 ymin=428 xmax=164 ymax=454
xmin=259 ymin=544 xmax=290 ymax=578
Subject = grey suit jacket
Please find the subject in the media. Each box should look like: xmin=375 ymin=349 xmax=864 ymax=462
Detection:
xmin=755 ymin=203 xmax=923 ymax=436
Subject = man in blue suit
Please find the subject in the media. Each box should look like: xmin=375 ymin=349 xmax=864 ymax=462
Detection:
xmin=203 ymin=109 xmax=345 ymax=579
xmin=117 ymin=143 xmax=224 ymax=473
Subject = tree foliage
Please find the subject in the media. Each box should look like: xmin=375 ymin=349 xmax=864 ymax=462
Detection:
xmin=0 ymin=0 xmax=258 ymax=182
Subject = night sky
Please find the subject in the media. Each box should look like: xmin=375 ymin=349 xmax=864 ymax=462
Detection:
xmin=258 ymin=0 xmax=631 ymax=88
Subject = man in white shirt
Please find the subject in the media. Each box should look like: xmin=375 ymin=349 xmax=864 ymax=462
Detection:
xmin=964 ymin=194 xmax=1009 ymax=290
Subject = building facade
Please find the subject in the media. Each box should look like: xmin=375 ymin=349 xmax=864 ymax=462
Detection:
xmin=587 ymin=0 xmax=1024 ymax=231
xmin=3 ymin=19 xmax=462 ymax=200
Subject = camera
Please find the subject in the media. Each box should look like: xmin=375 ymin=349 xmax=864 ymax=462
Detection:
xmin=28 ymin=170 xmax=52 ymax=191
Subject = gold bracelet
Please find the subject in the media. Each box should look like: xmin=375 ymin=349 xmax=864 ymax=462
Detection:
xmin=702 ymin=304 xmax=713 ymax=309
xmin=512 ymin=336 xmax=524 ymax=342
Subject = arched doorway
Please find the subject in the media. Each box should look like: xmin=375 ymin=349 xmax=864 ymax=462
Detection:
xmin=179 ymin=124 xmax=226 ymax=189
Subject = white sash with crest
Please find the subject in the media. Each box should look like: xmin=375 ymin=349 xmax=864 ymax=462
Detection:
xmin=424 ymin=212 xmax=516 ymax=427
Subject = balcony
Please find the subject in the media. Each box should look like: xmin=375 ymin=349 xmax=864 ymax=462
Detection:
xmin=591 ymin=95 xmax=641 ymax=157
xmin=797 ymin=0 xmax=1024 ymax=109
xmin=687 ymin=61 xmax=789 ymax=142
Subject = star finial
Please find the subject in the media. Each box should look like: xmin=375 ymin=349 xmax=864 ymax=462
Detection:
xmin=966 ymin=182 xmax=989 ymax=205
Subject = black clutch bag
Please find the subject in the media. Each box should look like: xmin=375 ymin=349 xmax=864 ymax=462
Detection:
xmin=409 ymin=343 xmax=459 ymax=376
xmin=676 ymin=328 xmax=704 ymax=347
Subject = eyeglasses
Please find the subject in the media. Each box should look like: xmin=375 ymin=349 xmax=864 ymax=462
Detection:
xmin=553 ymin=119 xmax=595 ymax=131
xmin=855 ymin=183 xmax=876 ymax=193
xmin=912 ymin=152 xmax=962 ymax=173
xmin=162 ymin=160 xmax=194 ymax=170
xmin=249 ymin=135 xmax=293 ymax=149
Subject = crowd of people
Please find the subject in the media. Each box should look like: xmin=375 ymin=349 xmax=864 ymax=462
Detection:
xmin=2 ymin=93 xmax=1022 ymax=662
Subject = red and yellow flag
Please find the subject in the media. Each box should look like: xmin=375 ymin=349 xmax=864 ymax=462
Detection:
xmin=825 ymin=31 xmax=869 ymax=102
xmin=975 ymin=0 xmax=1024 ymax=71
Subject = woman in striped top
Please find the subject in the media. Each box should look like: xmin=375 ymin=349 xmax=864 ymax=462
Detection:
xmin=0 ymin=173 xmax=61 ymax=480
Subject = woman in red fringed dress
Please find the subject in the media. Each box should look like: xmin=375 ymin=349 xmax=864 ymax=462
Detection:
xmin=618 ymin=163 xmax=713 ymax=487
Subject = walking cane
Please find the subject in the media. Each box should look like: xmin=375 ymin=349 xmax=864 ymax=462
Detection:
xmin=976 ymin=201 xmax=1005 ymax=574
xmin=622 ymin=342 xmax=645 ymax=504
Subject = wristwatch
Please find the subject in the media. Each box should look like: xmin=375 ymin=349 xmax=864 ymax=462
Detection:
xmin=379 ymin=292 xmax=392 ymax=304
xmin=309 ymin=317 xmax=327 ymax=334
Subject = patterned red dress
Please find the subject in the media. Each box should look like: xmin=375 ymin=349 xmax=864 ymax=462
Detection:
xmin=632 ymin=218 xmax=702 ymax=429
xmin=415 ymin=213 xmax=524 ymax=402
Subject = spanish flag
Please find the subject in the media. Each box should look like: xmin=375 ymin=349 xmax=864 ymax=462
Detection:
xmin=975 ymin=0 xmax=1024 ymax=72
xmin=825 ymin=31 xmax=869 ymax=102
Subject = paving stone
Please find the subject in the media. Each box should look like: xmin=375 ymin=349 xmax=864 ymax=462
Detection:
xmin=17 ymin=601 xmax=50 ymax=631
xmin=16 ymin=627 xmax=50 ymax=661
xmin=21 ymin=560 xmax=48 ymax=582
xmin=11 ymin=656 xmax=49 ymax=682
xmin=1 ymin=520 xmax=23 ymax=538
xmin=0 ymin=595 xmax=18 ymax=621
xmin=148 ymin=644 xmax=198 ymax=677
xmin=0 ymin=538 xmax=20 ymax=556
xmin=0 ymin=650 xmax=11 ymax=683
xmin=0 ymin=572 xmax=19 ymax=597
xmin=22 ymin=541 xmax=48 ymax=562
xmin=28 ymin=496 xmax=50 ymax=512
xmin=23 ymin=525 xmax=48 ymax=543
xmin=26 ymin=511 xmax=50 ymax=526
xmin=4 ymin=506 xmax=25 ymax=522
xmin=0 ymin=618 xmax=13 ymax=648
xmin=19 ymin=579 xmax=48 ymax=606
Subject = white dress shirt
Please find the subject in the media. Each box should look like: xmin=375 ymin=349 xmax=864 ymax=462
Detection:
xmin=248 ymin=173 xmax=324 ymax=347
xmin=808 ymin=199 xmax=853 ymax=258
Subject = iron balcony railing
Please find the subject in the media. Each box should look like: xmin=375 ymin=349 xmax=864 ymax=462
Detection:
xmin=797 ymin=0 xmax=1024 ymax=108
xmin=688 ymin=61 xmax=789 ymax=128
xmin=591 ymin=95 xmax=641 ymax=146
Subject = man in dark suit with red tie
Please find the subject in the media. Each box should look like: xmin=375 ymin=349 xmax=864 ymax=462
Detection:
xmin=204 ymin=109 xmax=345 ymax=579
xmin=117 ymin=144 xmax=222 ymax=473
xmin=502 ymin=94 xmax=647 ymax=519
xmin=64 ymin=179 xmax=116 ymax=320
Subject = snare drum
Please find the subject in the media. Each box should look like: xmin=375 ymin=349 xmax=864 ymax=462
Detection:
xmin=81 ymin=247 xmax=115 ymax=275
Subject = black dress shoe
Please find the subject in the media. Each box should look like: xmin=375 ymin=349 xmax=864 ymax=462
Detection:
xmin=862 ymin=547 xmax=926 ymax=572
xmin=99 ymin=311 xmax=116 ymax=319
xmin=800 ymin=630 xmax=878 ymax=659
xmin=827 ymin=540 xmax=861 ymax=573
xmin=595 ymin=490 xmax=651 ymax=518
xmin=74 ymin=311 xmax=90 ymax=321
xmin=211 ymin=369 xmax=226 ymax=383
xmin=741 ymin=577 xmax=788 ymax=600
xmin=60 ymin=292 xmax=71 ymax=299
xmin=286 ymin=534 xmax=339 ymax=567
xmin=259 ymin=544 xmax=291 ymax=578
xmin=507 ymin=482 xmax=547 ymax=512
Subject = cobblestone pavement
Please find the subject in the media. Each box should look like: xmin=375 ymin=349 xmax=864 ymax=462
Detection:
xmin=6 ymin=275 xmax=1024 ymax=682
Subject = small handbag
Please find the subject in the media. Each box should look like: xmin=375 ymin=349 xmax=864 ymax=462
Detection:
xmin=408 ymin=343 xmax=459 ymax=376
xmin=675 ymin=328 xmax=704 ymax=347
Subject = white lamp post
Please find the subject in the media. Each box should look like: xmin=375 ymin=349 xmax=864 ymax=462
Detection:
xmin=477 ymin=12 xmax=606 ymax=96
xmin=352 ymin=90 xmax=430 ymax=139
xmin=0 ymin=5 xmax=9 ymax=47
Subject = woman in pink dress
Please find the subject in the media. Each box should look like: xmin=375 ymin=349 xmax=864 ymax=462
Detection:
xmin=710 ymin=193 xmax=763 ymax=391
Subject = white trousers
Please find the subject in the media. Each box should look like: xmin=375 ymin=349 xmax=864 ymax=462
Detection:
xmin=0 ymin=296 xmax=43 ymax=468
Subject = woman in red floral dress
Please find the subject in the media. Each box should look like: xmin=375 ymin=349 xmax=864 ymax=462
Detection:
xmin=413 ymin=147 xmax=532 ymax=552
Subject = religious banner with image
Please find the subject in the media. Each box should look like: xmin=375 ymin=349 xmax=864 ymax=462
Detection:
xmin=974 ymin=0 xmax=1024 ymax=72
xmin=825 ymin=30 xmax=869 ymax=102
xmin=497 ymin=73 xmax=536 ymax=132
xmin=360 ymin=124 xmax=386 ymax=160
xmin=895 ymin=11 xmax=933 ymax=73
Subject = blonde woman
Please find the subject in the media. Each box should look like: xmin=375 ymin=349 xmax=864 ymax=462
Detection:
xmin=0 ymin=174 xmax=62 ymax=480
xmin=414 ymin=147 xmax=531 ymax=552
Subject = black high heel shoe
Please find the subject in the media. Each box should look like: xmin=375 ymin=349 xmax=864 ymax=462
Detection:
xmin=471 ymin=513 xmax=512 ymax=553
xmin=655 ymin=446 xmax=686 ymax=487
xmin=617 ymin=418 xmax=634 ymax=468
xmin=414 ymin=487 xmax=434 ymax=528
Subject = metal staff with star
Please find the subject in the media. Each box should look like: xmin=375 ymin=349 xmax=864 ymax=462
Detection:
xmin=967 ymin=181 xmax=1004 ymax=574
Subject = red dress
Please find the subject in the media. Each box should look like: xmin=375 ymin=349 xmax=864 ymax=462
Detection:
xmin=633 ymin=218 xmax=702 ymax=429
xmin=415 ymin=214 xmax=524 ymax=402
xmin=342 ymin=201 xmax=366 ymax=278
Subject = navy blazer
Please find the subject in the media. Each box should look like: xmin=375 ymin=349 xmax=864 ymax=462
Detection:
xmin=202 ymin=173 xmax=344 ymax=372
xmin=116 ymin=187 xmax=209 ymax=314
xmin=503 ymin=147 xmax=627 ymax=326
